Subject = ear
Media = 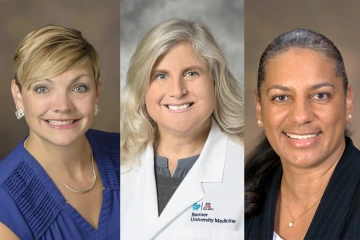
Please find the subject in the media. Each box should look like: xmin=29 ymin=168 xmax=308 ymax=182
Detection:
xmin=11 ymin=80 xmax=23 ymax=110
xmin=346 ymin=84 xmax=353 ymax=121
xmin=96 ymin=80 xmax=102 ymax=103
xmin=254 ymin=90 xmax=263 ymax=127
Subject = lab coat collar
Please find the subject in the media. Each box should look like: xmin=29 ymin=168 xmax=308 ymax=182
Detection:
xmin=150 ymin=119 xmax=228 ymax=238
xmin=198 ymin=119 xmax=227 ymax=183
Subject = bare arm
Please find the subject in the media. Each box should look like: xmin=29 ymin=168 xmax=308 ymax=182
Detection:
xmin=0 ymin=222 xmax=20 ymax=240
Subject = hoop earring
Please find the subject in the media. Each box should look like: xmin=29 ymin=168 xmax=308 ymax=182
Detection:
xmin=94 ymin=103 xmax=100 ymax=116
xmin=15 ymin=106 xmax=24 ymax=120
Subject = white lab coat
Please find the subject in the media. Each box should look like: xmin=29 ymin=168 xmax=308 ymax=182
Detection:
xmin=121 ymin=120 xmax=244 ymax=240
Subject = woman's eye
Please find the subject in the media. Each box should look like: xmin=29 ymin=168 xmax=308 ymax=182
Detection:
xmin=313 ymin=92 xmax=329 ymax=100
xmin=273 ymin=95 xmax=289 ymax=102
xmin=185 ymin=71 xmax=198 ymax=77
xmin=34 ymin=86 xmax=49 ymax=93
xmin=74 ymin=85 xmax=88 ymax=92
xmin=155 ymin=74 xmax=168 ymax=80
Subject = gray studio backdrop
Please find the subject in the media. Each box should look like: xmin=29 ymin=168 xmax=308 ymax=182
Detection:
xmin=0 ymin=0 xmax=119 ymax=160
xmin=245 ymin=0 xmax=360 ymax=152
xmin=120 ymin=0 xmax=244 ymax=92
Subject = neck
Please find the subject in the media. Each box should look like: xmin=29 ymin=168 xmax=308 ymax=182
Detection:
xmin=25 ymin=133 xmax=92 ymax=179
xmin=280 ymin=142 xmax=345 ymax=204
xmin=156 ymin=119 xmax=211 ymax=167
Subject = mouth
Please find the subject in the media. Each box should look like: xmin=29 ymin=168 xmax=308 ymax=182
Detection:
xmin=285 ymin=132 xmax=320 ymax=140
xmin=165 ymin=103 xmax=194 ymax=111
xmin=45 ymin=119 xmax=79 ymax=126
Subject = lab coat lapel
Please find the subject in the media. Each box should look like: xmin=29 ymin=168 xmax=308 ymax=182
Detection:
xmin=125 ymin=144 xmax=159 ymax=236
xmin=150 ymin=120 xmax=227 ymax=238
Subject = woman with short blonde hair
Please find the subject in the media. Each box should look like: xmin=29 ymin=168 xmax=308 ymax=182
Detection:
xmin=0 ymin=25 xmax=119 ymax=240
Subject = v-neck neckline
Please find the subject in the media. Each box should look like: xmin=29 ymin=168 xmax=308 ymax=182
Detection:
xmin=246 ymin=138 xmax=360 ymax=239
xmin=19 ymin=131 xmax=112 ymax=235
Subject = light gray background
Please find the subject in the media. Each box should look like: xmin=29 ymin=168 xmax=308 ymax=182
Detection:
xmin=120 ymin=0 xmax=244 ymax=92
xmin=0 ymin=0 xmax=119 ymax=160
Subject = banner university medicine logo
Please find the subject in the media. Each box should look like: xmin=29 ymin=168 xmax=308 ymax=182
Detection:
xmin=192 ymin=202 xmax=214 ymax=211
xmin=192 ymin=203 xmax=201 ymax=211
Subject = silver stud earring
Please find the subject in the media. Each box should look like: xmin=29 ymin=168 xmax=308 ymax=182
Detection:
xmin=257 ymin=119 xmax=262 ymax=126
xmin=348 ymin=114 xmax=352 ymax=120
xmin=15 ymin=106 xmax=24 ymax=119
xmin=94 ymin=103 xmax=99 ymax=116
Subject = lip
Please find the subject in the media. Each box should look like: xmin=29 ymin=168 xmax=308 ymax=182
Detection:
xmin=43 ymin=118 xmax=81 ymax=130
xmin=163 ymin=102 xmax=194 ymax=113
xmin=283 ymin=131 xmax=321 ymax=148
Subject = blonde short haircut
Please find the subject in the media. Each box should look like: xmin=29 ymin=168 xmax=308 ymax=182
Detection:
xmin=121 ymin=18 xmax=244 ymax=167
xmin=13 ymin=24 xmax=100 ymax=90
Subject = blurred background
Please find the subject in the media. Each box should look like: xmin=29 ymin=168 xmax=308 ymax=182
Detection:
xmin=245 ymin=0 xmax=360 ymax=152
xmin=120 ymin=0 xmax=244 ymax=92
xmin=0 ymin=0 xmax=119 ymax=160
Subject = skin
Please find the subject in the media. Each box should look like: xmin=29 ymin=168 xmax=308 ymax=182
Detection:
xmin=255 ymin=49 xmax=353 ymax=239
xmin=1 ymin=66 xmax=104 ymax=237
xmin=145 ymin=42 xmax=215 ymax=171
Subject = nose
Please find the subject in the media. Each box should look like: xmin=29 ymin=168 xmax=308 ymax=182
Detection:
xmin=52 ymin=91 xmax=74 ymax=113
xmin=289 ymin=98 xmax=314 ymax=125
xmin=168 ymin=76 xmax=188 ymax=98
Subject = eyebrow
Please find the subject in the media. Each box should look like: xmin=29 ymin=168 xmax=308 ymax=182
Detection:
xmin=310 ymin=82 xmax=335 ymax=90
xmin=266 ymin=82 xmax=336 ymax=95
xmin=43 ymin=74 xmax=90 ymax=84
xmin=151 ymin=65 xmax=205 ymax=76
xmin=266 ymin=85 xmax=290 ymax=95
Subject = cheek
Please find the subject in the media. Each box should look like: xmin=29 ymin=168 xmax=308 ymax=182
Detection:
xmin=261 ymin=102 xmax=288 ymax=128
xmin=197 ymin=80 xmax=215 ymax=106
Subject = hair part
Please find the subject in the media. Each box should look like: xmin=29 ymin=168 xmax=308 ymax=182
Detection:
xmin=121 ymin=18 xmax=244 ymax=168
xmin=13 ymin=24 xmax=101 ymax=91
xmin=257 ymin=28 xmax=348 ymax=99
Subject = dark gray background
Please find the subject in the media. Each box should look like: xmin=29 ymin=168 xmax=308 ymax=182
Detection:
xmin=245 ymin=0 xmax=360 ymax=152
xmin=120 ymin=0 xmax=244 ymax=92
xmin=0 ymin=0 xmax=119 ymax=160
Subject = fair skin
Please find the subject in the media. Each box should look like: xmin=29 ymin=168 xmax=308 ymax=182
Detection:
xmin=1 ymin=66 xmax=103 ymax=238
xmin=145 ymin=42 xmax=215 ymax=173
xmin=255 ymin=49 xmax=353 ymax=239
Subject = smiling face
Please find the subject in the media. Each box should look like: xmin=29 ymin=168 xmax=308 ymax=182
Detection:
xmin=145 ymin=42 xmax=215 ymax=138
xmin=12 ymin=66 xmax=101 ymax=146
xmin=256 ymin=49 xmax=353 ymax=168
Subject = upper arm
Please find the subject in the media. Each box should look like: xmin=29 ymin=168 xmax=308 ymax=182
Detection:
xmin=0 ymin=222 xmax=20 ymax=240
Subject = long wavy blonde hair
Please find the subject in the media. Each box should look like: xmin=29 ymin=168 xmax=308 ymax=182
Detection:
xmin=121 ymin=18 xmax=243 ymax=168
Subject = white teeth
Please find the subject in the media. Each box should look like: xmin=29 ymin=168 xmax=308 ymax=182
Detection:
xmin=48 ymin=120 xmax=75 ymax=126
xmin=286 ymin=133 xmax=318 ymax=140
xmin=168 ymin=103 xmax=190 ymax=110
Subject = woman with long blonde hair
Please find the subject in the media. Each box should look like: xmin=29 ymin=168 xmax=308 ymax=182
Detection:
xmin=121 ymin=18 xmax=244 ymax=239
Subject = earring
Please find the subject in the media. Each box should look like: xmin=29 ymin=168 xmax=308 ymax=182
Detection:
xmin=257 ymin=119 xmax=262 ymax=126
xmin=94 ymin=103 xmax=99 ymax=116
xmin=15 ymin=106 xmax=24 ymax=119
xmin=348 ymin=114 xmax=352 ymax=120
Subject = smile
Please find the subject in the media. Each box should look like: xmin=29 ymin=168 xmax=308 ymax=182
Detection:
xmin=46 ymin=120 xmax=77 ymax=126
xmin=166 ymin=103 xmax=193 ymax=110
xmin=286 ymin=132 xmax=320 ymax=140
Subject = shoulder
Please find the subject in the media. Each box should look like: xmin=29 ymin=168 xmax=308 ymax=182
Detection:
xmin=0 ymin=140 xmax=26 ymax=184
xmin=86 ymin=129 xmax=120 ymax=147
xmin=87 ymin=129 xmax=119 ymax=162
xmin=0 ymin=142 xmax=60 ymax=239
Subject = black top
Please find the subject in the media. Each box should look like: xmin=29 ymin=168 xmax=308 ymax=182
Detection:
xmin=245 ymin=137 xmax=360 ymax=239
xmin=154 ymin=154 xmax=199 ymax=215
